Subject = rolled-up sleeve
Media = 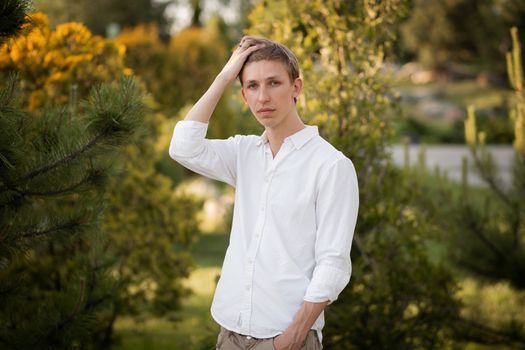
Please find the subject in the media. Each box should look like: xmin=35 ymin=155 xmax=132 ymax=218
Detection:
xmin=168 ymin=120 xmax=239 ymax=187
xmin=303 ymin=156 xmax=359 ymax=305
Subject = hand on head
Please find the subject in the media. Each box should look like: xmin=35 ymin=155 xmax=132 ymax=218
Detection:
xmin=219 ymin=36 xmax=265 ymax=84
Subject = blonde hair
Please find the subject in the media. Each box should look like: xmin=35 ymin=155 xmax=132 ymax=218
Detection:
xmin=238 ymin=36 xmax=300 ymax=86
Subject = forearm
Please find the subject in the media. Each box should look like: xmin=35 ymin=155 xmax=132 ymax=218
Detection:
xmin=286 ymin=300 xmax=328 ymax=339
xmin=184 ymin=74 xmax=230 ymax=123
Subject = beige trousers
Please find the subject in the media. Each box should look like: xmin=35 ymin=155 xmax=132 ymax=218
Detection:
xmin=215 ymin=326 xmax=322 ymax=350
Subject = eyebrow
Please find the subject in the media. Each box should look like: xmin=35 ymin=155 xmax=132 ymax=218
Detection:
xmin=245 ymin=76 xmax=282 ymax=84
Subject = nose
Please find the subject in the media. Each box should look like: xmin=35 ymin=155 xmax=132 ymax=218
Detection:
xmin=257 ymin=85 xmax=270 ymax=103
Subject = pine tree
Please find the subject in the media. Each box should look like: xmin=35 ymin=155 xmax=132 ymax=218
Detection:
xmin=1 ymin=9 xmax=204 ymax=347
xmin=0 ymin=2 xmax=146 ymax=349
xmin=0 ymin=1 xmax=30 ymax=44
xmin=454 ymin=26 xmax=525 ymax=346
xmin=412 ymin=26 xmax=525 ymax=348
xmin=461 ymin=26 xmax=525 ymax=291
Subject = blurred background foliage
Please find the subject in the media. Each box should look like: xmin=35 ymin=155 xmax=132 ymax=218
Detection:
xmin=399 ymin=0 xmax=525 ymax=74
xmin=0 ymin=12 xmax=128 ymax=111
xmin=1 ymin=0 xmax=525 ymax=349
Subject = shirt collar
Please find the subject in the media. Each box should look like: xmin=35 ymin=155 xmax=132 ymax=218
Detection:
xmin=256 ymin=125 xmax=319 ymax=150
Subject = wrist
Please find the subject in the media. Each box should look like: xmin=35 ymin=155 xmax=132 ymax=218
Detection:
xmin=215 ymin=72 xmax=235 ymax=86
xmin=286 ymin=323 xmax=309 ymax=341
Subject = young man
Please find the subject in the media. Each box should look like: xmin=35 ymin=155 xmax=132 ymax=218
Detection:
xmin=169 ymin=36 xmax=359 ymax=350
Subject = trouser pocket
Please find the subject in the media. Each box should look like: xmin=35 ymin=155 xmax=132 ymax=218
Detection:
xmin=305 ymin=330 xmax=321 ymax=350
xmin=216 ymin=327 xmax=227 ymax=349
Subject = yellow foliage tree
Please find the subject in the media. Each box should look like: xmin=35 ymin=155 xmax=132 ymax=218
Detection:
xmin=0 ymin=12 xmax=129 ymax=111
xmin=114 ymin=20 xmax=237 ymax=139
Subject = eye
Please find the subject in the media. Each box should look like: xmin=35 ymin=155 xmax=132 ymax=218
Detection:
xmin=247 ymin=83 xmax=258 ymax=90
xmin=270 ymin=81 xmax=281 ymax=86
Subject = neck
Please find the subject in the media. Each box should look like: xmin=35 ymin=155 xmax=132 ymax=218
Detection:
xmin=265 ymin=111 xmax=305 ymax=146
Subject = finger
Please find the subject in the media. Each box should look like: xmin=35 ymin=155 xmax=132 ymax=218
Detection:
xmin=238 ymin=40 xmax=254 ymax=49
xmin=237 ymin=36 xmax=248 ymax=48
xmin=242 ymin=37 xmax=258 ymax=47
xmin=233 ymin=42 xmax=247 ymax=52
xmin=243 ymin=44 xmax=264 ymax=53
xmin=236 ymin=44 xmax=251 ymax=54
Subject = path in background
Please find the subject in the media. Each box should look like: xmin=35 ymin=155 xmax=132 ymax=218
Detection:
xmin=389 ymin=144 xmax=514 ymax=187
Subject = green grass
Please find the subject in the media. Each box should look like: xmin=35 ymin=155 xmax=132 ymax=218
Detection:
xmin=191 ymin=232 xmax=230 ymax=268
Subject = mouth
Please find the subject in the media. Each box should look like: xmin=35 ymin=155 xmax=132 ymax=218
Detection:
xmin=257 ymin=108 xmax=275 ymax=114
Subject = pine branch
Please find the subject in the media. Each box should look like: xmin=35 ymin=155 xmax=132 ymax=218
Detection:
xmin=31 ymin=291 xmax=111 ymax=349
xmin=5 ymin=166 xmax=108 ymax=204
xmin=9 ymin=257 xmax=117 ymax=350
xmin=0 ymin=77 xmax=144 ymax=196
xmin=469 ymin=148 xmax=522 ymax=247
xmin=0 ymin=131 xmax=106 ymax=194
xmin=471 ymin=149 xmax=514 ymax=208
xmin=1 ymin=173 xmax=90 ymax=203
xmin=19 ymin=217 xmax=88 ymax=240
xmin=462 ymin=203 xmax=507 ymax=265
xmin=0 ymin=0 xmax=33 ymax=44
xmin=0 ymin=72 xmax=18 ymax=111
xmin=68 ymin=278 xmax=86 ymax=327
xmin=21 ymin=176 xmax=93 ymax=196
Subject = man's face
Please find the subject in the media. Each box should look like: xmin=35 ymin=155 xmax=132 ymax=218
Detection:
xmin=241 ymin=60 xmax=302 ymax=129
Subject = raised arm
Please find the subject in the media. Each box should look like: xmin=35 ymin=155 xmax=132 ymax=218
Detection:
xmin=169 ymin=38 xmax=265 ymax=187
xmin=184 ymin=37 xmax=264 ymax=123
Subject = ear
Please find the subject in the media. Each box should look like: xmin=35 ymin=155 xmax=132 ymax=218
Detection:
xmin=292 ymin=77 xmax=303 ymax=99
xmin=240 ymin=86 xmax=248 ymax=104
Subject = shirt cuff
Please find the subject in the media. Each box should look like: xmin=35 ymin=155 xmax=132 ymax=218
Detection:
xmin=303 ymin=264 xmax=351 ymax=305
xmin=170 ymin=120 xmax=209 ymax=157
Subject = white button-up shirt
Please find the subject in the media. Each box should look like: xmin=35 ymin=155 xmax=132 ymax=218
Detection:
xmin=169 ymin=120 xmax=359 ymax=344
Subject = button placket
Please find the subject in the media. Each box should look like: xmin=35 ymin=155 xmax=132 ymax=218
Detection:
xmin=241 ymin=140 xmax=294 ymax=334
xmin=239 ymin=148 xmax=278 ymax=335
